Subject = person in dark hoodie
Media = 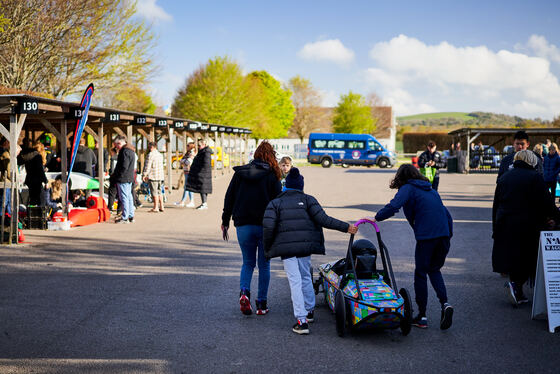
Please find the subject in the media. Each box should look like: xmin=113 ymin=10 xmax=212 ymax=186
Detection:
xmin=71 ymin=137 xmax=97 ymax=177
xmin=367 ymin=164 xmax=454 ymax=330
xmin=263 ymin=167 xmax=357 ymax=335
xmin=222 ymin=141 xmax=282 ymax=316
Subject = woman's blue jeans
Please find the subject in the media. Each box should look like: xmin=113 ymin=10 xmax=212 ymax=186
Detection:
xmin=236 ymin=225 xmax=270 ymax=301
xmin=180 ymin=173 xmax=193 ymax=202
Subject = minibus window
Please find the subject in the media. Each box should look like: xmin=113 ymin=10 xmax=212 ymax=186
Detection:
xmin=347 ymin=141 xmax=365 ymax=149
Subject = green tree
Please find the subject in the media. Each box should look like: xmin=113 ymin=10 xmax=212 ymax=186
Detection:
xmin=332 ymin=91 xmax=376 ymax=134
xmin=287 ymin=75 xmax=324 ymax=142
xmin=172 ymin=57 xmax=266 ymax=134
xmin=248 ymin=71 xmax=294 ymax=139
xmin=0 ymin=0 xmax=156 ymax=98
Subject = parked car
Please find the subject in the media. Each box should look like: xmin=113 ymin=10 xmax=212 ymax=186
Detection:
xmin=308 ymin=133 xmax=396 ymax=168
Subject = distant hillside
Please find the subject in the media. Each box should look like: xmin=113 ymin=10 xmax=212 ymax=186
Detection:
xmin=397 ymin=111 xmax=541 ymax=128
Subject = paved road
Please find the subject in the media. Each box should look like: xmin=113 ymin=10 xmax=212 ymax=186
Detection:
xmin=0 ymin=167 xmax=559 ymax=373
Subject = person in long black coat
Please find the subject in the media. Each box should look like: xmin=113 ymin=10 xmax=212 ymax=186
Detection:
xmin=18 ymin=141 xmax=48 ymax=206
xmin=186 ymin=140 xmax=213 ymax=209
xmin=492 ymin=150 xmax=559 ymax=305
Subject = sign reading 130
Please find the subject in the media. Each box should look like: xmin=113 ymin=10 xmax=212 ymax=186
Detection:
xmin=16 ymin=99 xmax=39 ymax=114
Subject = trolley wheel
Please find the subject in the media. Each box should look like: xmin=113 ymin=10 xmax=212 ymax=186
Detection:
xmin=321 ymin=157 xmax=332 ymax=168
xmin=335 ymin=290 xmax=347 ymax=337
xmin=341 ymin=163 xmax=349 ymax=168
xmin=399 ymin=288 xmax=412 ymax=336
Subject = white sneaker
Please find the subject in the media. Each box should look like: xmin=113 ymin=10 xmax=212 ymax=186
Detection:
xmin=196 ymin=203 xmax=208 ymax=210
xmin=185 ymin=201 xmax=195 ymax=208
xmin=175 ymin=201 xmax=185 ymax=207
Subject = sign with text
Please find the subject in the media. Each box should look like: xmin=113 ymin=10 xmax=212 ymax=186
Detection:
xmin=66 ymin=106 xmax=84 ymax=120
xmin=155 ymin=119 xmax=168 ymax=127
xmin=187 ymin=122 xmax=200 ymax=131
xmin=173 ymin=121 xmax=184 ymax=129
xmin=105 ymin=112 xmax=120 ymax=122
xmin=532 ymin=231 xmax=560 ymax=333
xmin=15 ymin=99 xmax=39 ymax=114
xmin=134 ymin=116 xmax=147 ymax=126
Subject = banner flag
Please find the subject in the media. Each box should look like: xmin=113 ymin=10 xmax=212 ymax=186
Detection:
xmin=68 ymin=83 xmax=94 ymax=183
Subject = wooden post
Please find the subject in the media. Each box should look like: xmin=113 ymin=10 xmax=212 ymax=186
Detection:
xmin=98 ymin=124 xmax=104 ymax=198
xmin=167 ymin=127 xmax=173 ymax=191
xmin=60 ymin=120 xmax=68 ymax=216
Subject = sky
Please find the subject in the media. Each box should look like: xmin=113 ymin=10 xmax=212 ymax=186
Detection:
xmin=136 ymin=0 xmax=560 ymax=119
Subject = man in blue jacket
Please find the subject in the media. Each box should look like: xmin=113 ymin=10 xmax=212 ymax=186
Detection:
xmin=369 ymin=164 xmax=454 ymax=330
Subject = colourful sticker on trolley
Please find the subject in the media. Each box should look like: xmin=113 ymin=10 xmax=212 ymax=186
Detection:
xmin=352 ymin=150 xmax=361 ymax=159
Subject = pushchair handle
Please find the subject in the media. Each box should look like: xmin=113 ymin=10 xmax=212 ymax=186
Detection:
xmin=354 ymin=218 xmax=380 ymax=233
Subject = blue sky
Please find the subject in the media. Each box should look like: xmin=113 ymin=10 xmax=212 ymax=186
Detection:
xmin=138 ymin=0 xmax=560 ymax=119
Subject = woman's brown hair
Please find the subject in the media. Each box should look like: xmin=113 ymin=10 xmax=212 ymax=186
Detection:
xmin=33 ymin=141 xmax=46 ymax=165
xmin=253 ymin=141 xmax=282 ymax=180
xmin=48 ymin=179 xmax=62 ymax=200
xmin=389 ymin=164 xmax=429 ymax=189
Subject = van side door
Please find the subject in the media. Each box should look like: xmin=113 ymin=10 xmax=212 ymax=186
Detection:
xmin=346 ymin=140 xmax=367 ymax=164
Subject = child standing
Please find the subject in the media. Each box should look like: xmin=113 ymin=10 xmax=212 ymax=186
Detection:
xmin=368 ymin=164 xmax=454 ymax=330
xmin=263 ymin=168 xmax=358 ymax=334
xmin=279 ymin=156 xmax=293 ymax=190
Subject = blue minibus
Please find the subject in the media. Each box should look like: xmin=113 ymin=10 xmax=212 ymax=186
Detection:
xmin=307 ymin=133 xmax=396 ymax=168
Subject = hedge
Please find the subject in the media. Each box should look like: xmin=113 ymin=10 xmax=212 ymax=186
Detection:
xmin=402 ymin=132 xmax=453 ymax=153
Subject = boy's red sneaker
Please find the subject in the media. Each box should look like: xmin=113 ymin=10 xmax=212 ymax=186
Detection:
xmin=239 ymin=289 xmax=252 ymax=315
xmin=255 ymin=300 xmax=269 ymax=315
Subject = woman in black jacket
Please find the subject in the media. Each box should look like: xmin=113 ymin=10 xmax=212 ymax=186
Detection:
xmin=186 ymin=140 xmax=213 ymax=210
xmin=19 ymin=141 xmax=48 ymax=206
xmin=221 ymin=141 xmax=282 ymax=316
xmin=493 ymin=150 xmax=559 ymax=305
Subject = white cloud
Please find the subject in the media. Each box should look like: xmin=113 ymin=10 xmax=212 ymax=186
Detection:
xmin=318 ymin=90 xmax=339 ymax=107
xmin=135 ymin=0 xmax=172 ymax=23
xmin=516 ymin=35 xmax=560 ymax=65
xmin=298 ymin=39 xmax=355 ymax=65
xmin=365 ymin=34 xmax=560 ymax=118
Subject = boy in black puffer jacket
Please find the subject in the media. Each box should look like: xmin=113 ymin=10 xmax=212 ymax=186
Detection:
xmin=263 ymin=168 xmax=357 ymax=335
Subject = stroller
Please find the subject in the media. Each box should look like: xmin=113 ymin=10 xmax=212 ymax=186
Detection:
xmin=313 ymin=219 xmax=413 ymax=337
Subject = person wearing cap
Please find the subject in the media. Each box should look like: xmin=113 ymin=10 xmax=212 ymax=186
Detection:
xmin=263 ymin=167 xmax=358 ymax=335
xmin=418 ymin=141 xmax=445 ymax=191
xmin=492 ymin=150 xmax=559 ymax=306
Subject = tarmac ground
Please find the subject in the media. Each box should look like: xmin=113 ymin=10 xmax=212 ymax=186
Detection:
xmin=1 ymin=166 xmax=559 ymax=373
